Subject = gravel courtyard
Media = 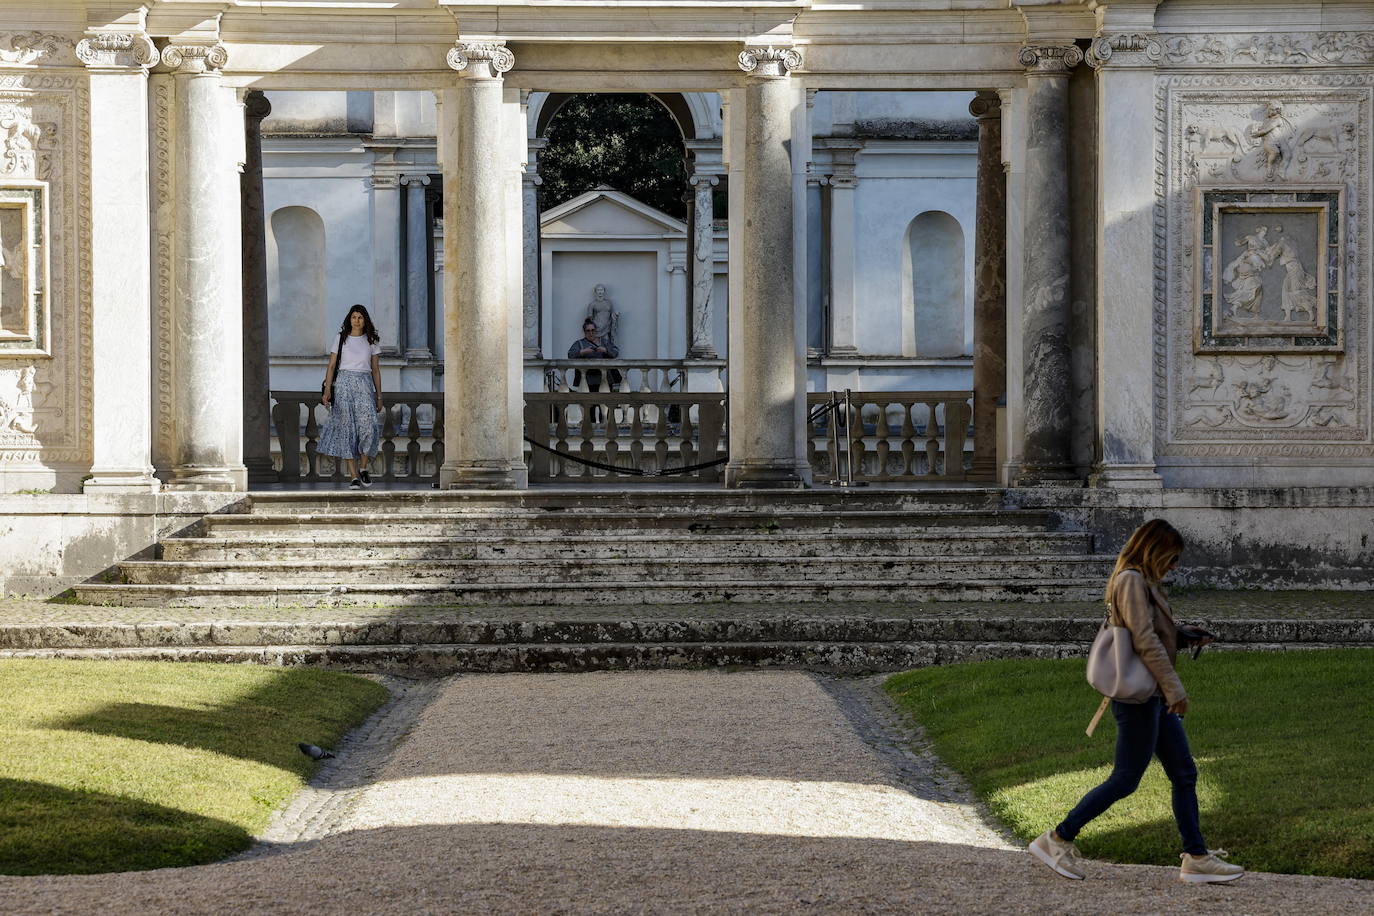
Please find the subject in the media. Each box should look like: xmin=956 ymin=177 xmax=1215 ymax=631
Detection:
xmin=1 ymin=670 xmax=1368 ymax=915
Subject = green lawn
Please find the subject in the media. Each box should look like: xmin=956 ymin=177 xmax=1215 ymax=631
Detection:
xmin=0 ymin=660 xmax=388 ymax=875
xmin=884 ymin=649 xmax=1374 ymax=879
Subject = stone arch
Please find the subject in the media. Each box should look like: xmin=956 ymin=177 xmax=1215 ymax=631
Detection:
xmin=902 ymin=210 xmax=966 ymax=358
xmin=267 ymin=205 xmax=327 ymax=356
xmin=530 ymin=91 xmax=713 ymax=142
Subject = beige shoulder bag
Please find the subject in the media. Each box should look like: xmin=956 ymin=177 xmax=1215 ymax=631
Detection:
xmin=1084 ymin=598 xmax=1157 ymax=736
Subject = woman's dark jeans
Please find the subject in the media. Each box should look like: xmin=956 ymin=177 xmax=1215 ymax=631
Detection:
xmin=1056 ymin=696 xmax=1208 ymax=855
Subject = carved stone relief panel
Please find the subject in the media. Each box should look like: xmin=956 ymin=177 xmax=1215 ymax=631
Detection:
xmin=1157 ymin=71 xmax=1371 ymax=457
xmin=0 ymin=75 xmax=87 ymax=466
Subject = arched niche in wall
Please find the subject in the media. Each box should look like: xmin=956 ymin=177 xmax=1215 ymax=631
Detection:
xmin=267 ymin=206 xmax=327 ymax=356
xmin=903 ymin=210 xmax=966 ymax=358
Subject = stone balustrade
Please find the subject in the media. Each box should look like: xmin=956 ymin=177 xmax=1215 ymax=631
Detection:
xmin=271 ymin=391 xmax=444 ymax=484
xmin=532 ymin=358 xmax=728 ymax=394
xmin=807 ymin=391 xmax=972 ymax=482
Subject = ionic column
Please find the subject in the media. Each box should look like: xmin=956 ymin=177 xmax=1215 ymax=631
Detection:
xmin=1015 ymin=44 xmax=1082 ymax=486
xmin=440 ymin=42 xmax=525 ymax=488
xmin=969 ymin=91 xmax=1007 ymax=482
xmin=240 ymin=90 xmax=276 ymax=483
xmin=687 ymin=170 xmax=720 ymax=358
xmin=727 ymin=46 xmax=806 ymax=488
xmin=368 ymin=169 xmax=402 ymax=348
xmin=79 ymin=32 xmax=161 ymax=492
xmin=824 ymin=140 xmax=862 ymax=356
xmin=401 ymin=174 xmax=433 ymax=358
xmin=1087 ymin=33 xmax=1164 ymax=488
xmin=522 ymin=138 xmax=546 ymax=358
xmin=164 ymin=41 xmax=242 ymax=489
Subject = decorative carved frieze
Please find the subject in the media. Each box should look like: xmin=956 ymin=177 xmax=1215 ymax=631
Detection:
xmin=738 ymin=46 xmax=802 ymax=78
xmin=160 ymin=43 xmax=228 ymax=74
xmin=1161 ymin=32 xmax=1374 ymax=67
xmin=75 ymin=33 xmax=158 ymax=70
xmin=1018 ymin=45 xmax=1083 ymax=74
xmin=1086 ymin=33 xmax=1162 ymax=69
xmin=1156 ymin=72 xmax=1371 ymax=458
xmin=0 ymin=33 xmax=77 ymax=67
xmin=446 ymin=42 xmax=514 ymax=77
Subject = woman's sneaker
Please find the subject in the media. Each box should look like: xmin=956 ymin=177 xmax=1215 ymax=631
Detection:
xmin=348 ymin=477 xmax=362 ymax=490
xmin=1180 ymin=850 xmax=1245 ymax=884
xmin=1028 ymin=830 xmax=1086 ymax=880
xmin=359 ymin=469 xmax=372 ymax=487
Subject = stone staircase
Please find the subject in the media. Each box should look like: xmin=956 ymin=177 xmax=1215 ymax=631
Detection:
xmin=73 ymin=488 xmax=1116 ymax=609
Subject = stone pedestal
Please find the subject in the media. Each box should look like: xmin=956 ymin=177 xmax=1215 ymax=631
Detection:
xmin=402 ymin=174 xmax=433 ymax=358
xmin=1087 ymin=33 xmax=1164 ymax=489
xmin=727 ymin=46 xmax=806 ymax=488
xmin=79 ymin=33 xmax=161 ymax=492
xmin=969 ymin=91 xmax=1007 ymax=482
xmin=240 ymin=90 xmax=277 ymax=484
xmin=1015 ymin=45 xmax=1082 ymax=486
xmin=440 ymin=42 xmax=526 ymax=489
xmin=165 ymin=42 xmax=244 ymax=490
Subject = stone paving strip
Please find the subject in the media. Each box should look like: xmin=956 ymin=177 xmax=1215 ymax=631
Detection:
xmin=1 ymin=671 xmax=1368 ymax=915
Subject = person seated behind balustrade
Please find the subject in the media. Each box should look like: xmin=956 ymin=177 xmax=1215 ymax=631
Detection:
xmin=568 ymin=319 xmax=621 ymax=391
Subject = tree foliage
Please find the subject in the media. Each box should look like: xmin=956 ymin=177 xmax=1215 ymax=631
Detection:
xmin=539 ymin=94 xmax=688 ymax=219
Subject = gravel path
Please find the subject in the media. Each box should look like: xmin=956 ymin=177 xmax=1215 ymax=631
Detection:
xmin=1 ymin=671 xmax=1368 ymax=915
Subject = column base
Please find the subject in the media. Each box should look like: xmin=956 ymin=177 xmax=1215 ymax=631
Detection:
xmin=967 ymin=457 xmax=999 ymax=483
xmin=440 ymin=462 xmax=529 ymax=490
xmin=827 ymin=346 xmax=860 ymax=357
xmin=245 ymin=457 xmax=279 ymax=484
xmin=725 ymin=461 xmax=809 ymax=489
xmin=83 ymin=469 xmax=162 ymax=494
xmin=404 ymin=348 xmax=434 ymax=360
xmin=1013 ymin=466 xmax=1084 ymax=488
xmin=523 ymin=347 xmax=542 ymax=360
xmin=1089 ymin=464 xmax=1163 ymax=489
xmin=687 ymin=345 xmax=718 ymax=360
xmin=167 ymin=465 xmax=242 ymax=491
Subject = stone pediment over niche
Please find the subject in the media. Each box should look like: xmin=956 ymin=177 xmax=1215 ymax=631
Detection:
xmin=540 ymin=188 xmax=687 ymax=239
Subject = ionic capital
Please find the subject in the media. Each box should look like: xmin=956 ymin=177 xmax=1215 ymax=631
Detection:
xmin=1018 ymin=44 xmax=1083 ymax=74
xmin=1085 ymin=33 xmax=1163 ymax=69
xmin=76 ymin=32 xmax=158 ymax=70
xmin=738 ymin=45 xmax=801 ymax=79
xmin=243 ymin=89 xmax=272 ymax=122
xmin=968 ymin=90 xmax=1002 ymax=121
xmin=161 ymin=42 xmax=228 ymax=74
xmin=447 ymin=42 xmax=514 ymax=79
xmin=400 ymin=173 xmax=433 ymax=187
xmin=689 ymin=172 xmax=720 ymax=190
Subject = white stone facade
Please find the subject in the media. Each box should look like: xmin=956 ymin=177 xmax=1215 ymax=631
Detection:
xmin=0 ymin=1 xmax=1370 ymax=492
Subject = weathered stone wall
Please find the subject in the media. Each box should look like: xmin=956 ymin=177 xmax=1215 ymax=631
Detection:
xmin=1154 ymin=29 xmax=1374 ymax=486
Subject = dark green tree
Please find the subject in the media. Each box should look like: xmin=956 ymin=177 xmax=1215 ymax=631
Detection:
xmin=539 ymin=94 xmax=688 ymax=219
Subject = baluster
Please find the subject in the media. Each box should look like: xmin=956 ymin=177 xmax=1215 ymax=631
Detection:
xmin=303 ymin=402 xmax=321 ymax=482
xmin=943 ymin=396 xmax=969 ymax=478
xmin=897 ymin=399 xmax=917 ymax=478
xmin=604 ymin=393 xmax=622 ymax=475
xmin=654 ymin=398 xmax=670 ymax=473
xmin=404 ymin=403 xmax=421 ymax=481
xmin=697 ymin=397 xmax=725 ymax=482
xmin=275 ymin=399 xmax=302 ymax=483
xmin=380 ymin=404 xmax=397 ymax=481
xmin=924 ymin=400 xmax=941 ymax=477
xmin=679 ymin=400 xmax=695 ymax=472
xmin=874 ymin=404 xmax=892 ymax=481
xmin=629 ymin=403 xmax=645 ymax=472
xmin=579 ymin=393 xmax=596 ymax=478
xmin=553 ymin=397 xmax=571 ymax=480
xmin=429 ymin=406 xmax=444 ymax=481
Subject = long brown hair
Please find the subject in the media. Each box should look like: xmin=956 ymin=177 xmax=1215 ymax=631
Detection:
xmin=1105 ymin=519 xmax=1184 ymax=603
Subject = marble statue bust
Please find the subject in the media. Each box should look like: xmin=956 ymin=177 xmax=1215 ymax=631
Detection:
xmin=585 ymin=284 xmax=619 ymax=342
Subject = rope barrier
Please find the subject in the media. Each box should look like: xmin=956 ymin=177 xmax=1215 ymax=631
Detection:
xmin=523 ymin=436 xmax=729 ymax=478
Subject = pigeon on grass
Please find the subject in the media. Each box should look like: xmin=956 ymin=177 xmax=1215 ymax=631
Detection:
xmin=298 ymin=742 xmax=336 ymax=760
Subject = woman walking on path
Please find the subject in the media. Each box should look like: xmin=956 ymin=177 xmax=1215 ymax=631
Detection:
xmin=320 ymin=305 xmax=384 ymax=489
xmin=1028 ymin=519 xmax=1245 ymax=885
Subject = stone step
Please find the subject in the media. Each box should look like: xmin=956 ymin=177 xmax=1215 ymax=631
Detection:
xmin=159 ymin=530 xmax=1094 ymax=562
xmin=199 ymin=509 xmax=1059 ymax=538
xmin=72 ymin=577 xmax=1108 ymax=608
xmin=0 ymin=639 xmax=1341 ymax=674
xmin=243 ymin=488 xmax=1008 ymax=515
xmin=7 ymin=617 xmax=1367 ymax=651
xmin=114 ymin=555 xmax=1115 ymax=587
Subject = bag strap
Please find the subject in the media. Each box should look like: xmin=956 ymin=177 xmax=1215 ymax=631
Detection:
xmin=1086 ymin=696 xmax=1111 ymax=737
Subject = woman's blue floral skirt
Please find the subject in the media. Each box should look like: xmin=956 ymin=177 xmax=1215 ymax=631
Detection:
xmin=318 ymin=369 xmax=380 ymax=459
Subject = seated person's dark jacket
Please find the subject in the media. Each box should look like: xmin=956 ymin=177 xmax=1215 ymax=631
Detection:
xmin=568 ymin=335 xmax=621 ymax=390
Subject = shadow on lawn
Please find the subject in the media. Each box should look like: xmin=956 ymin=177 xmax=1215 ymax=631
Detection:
xmin=50 ymin=667 xmax=358 ymax=773
xmin=0 ymin=778 xmax=251 ymax=875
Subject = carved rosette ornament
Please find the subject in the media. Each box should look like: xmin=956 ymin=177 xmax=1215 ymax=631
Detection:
xmin=1019 ymin=45 xmax=1084 ymax=74
xmin=1086 ymin=33 xmax=1163 ymax=69
xmin=446 ymin=42 xmax=514 ymax=78
xmin=160 ymin=43 xmax=228 ymax=73
xmin=75 ymin=32 xmax=158 ymax=69
xmin=738 ymin=46 xmax=802 ymax=78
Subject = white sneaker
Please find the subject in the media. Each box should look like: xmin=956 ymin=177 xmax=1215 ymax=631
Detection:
xmin=1180 ymin=849 xmax=1245 ymax=884
xmin=1028 ymin=829 xmax=1086 ymax=880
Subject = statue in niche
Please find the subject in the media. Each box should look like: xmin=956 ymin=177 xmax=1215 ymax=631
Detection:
xmin=585 ymin=284 xmax=619 ymax=343
xmin=1248 ymin=100 xmax=1294 ymax=180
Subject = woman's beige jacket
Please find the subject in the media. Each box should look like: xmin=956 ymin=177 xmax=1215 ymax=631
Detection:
xmin=1108 ymin=569 xmax=1187 ymax=705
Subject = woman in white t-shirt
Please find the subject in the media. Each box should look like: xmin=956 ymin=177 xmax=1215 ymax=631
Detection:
xmin=319 ymin=304 xmax=384 ymax=488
